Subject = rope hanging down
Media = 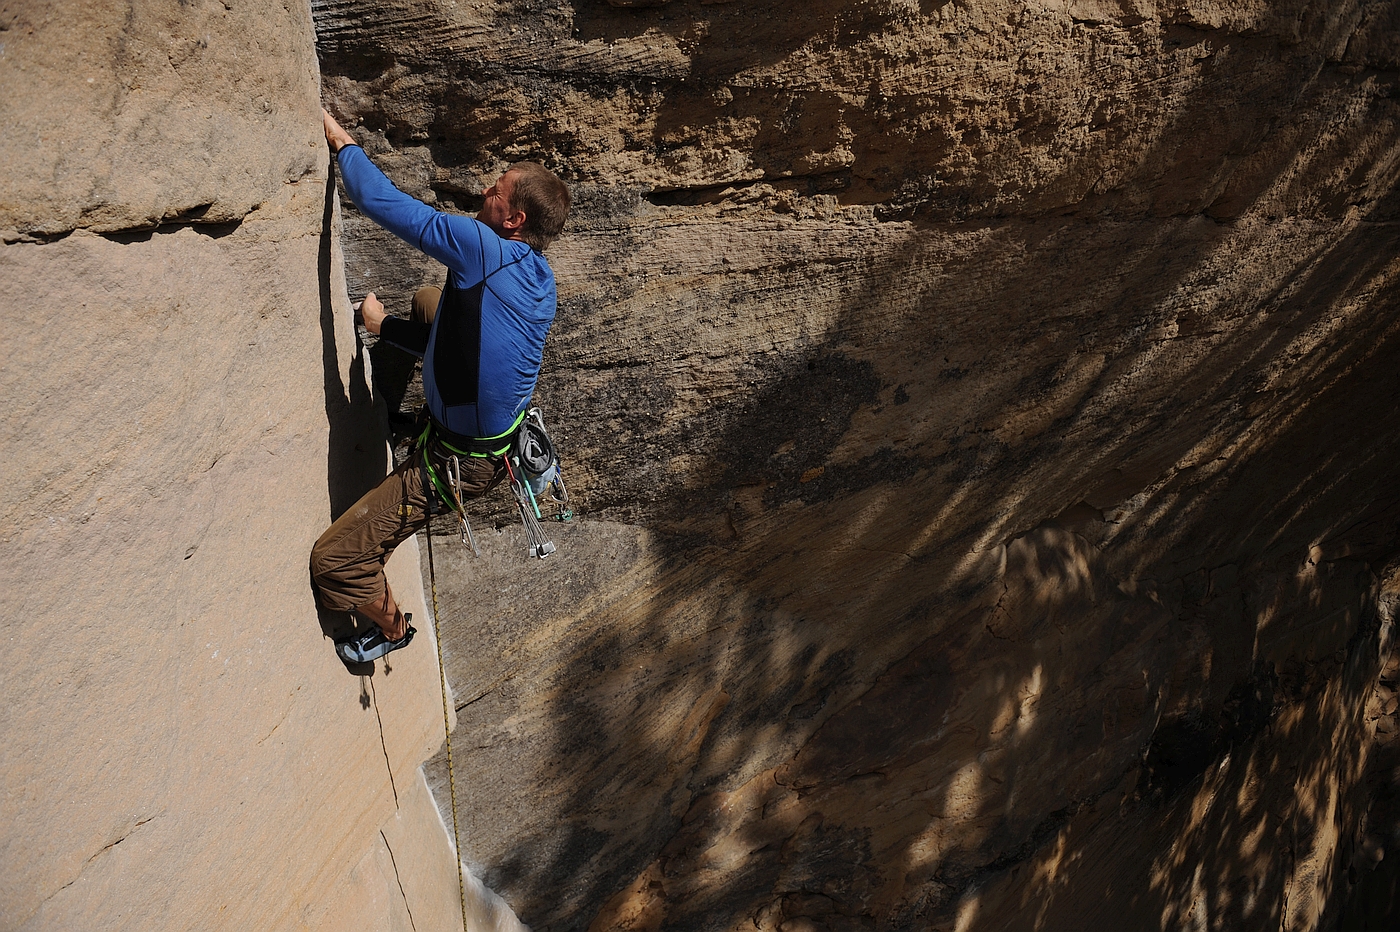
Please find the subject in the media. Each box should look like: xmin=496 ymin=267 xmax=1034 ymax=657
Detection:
xmin=419 ymin=405 xmax=571 ymax=932
xmin=424 ymin=507 xmax=470 ymax=932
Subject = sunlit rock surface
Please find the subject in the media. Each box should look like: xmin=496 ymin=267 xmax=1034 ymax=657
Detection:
xmin=312 ymin=0 xmax=1400 ymax=929
xmin=2 ymin=2 xmax=464 ymax=930
xmin=5 ymin=1 xmax=1397 ymax=931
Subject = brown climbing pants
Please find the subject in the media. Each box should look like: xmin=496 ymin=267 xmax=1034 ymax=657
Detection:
xmin=310 ymin=443 xmax=502 ymax=614
xmin=413 ymin=285 xmax=441 ymax=325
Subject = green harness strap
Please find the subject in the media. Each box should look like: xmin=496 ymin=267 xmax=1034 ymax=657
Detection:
xmin=419 ymin=410 xmax=525 ymax=510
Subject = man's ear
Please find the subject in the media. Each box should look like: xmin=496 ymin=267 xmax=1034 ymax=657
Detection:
xmin=502 ymin=208 xmax=527 ymax=234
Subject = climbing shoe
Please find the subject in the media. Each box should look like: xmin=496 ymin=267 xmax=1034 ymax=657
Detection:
xmin=336 ymin=614 xmax=416 ymax=664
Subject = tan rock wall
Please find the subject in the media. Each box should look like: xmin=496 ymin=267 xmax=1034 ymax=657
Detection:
xmin=1 ymin=2 xmax=463 ymax=930
xmin=310 ymin=0 xmax=1400 ymax=929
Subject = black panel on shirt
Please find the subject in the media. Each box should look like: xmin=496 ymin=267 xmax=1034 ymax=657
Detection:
xmin=434 ymin=278 xmax=483 ymax=406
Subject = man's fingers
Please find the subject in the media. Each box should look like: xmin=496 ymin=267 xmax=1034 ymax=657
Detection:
xmin=353 ymin=292 xmax=387 ymax=334
xmin=323 ymin=109 xmax=356 ymax=151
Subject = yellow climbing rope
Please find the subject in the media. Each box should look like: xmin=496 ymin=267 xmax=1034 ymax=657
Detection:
xmin=425 ymin=516 xmax=470 ymax=932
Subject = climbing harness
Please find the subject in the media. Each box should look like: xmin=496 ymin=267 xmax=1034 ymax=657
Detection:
xmin=414 ymin=409 xmax=519 ymax=557
xmin=418 ymin=406 xmax=571 ymax=560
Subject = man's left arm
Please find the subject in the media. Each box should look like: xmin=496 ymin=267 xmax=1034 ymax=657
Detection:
xmin=323 ymin=111 xmax=490 ymax=283
xmin=325 ymin=112 xmax=438 ymax=355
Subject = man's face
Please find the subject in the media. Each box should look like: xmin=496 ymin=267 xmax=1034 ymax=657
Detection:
xmin=478 ymin=171 xmax=522 ymax=236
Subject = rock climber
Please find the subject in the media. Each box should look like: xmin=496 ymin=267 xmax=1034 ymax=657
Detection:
xmin=311 ymin=109 xmax=570 ymax=665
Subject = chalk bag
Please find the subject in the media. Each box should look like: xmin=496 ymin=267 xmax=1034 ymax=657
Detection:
xmin=513 ymin=408 xmax=568 ymax=505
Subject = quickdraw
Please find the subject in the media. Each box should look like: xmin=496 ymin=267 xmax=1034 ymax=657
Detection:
xmin=503 ymin=407 xmax=571 ymax=559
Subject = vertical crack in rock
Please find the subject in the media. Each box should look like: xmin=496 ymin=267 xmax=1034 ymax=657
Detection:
xmin=369 ymin=676 xmax=400 ymax=809
xmin=380 ymin=829 xmax=419 ymax=932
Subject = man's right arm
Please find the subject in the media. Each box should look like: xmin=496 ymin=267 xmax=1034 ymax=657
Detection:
xmin=379 ymin=314 xmax=430 ymax=356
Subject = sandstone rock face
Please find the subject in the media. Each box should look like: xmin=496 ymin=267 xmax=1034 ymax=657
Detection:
xmin=0 ymin=0 xmax=322 ymax=235
xmin=1 ymin=3 xmax=464 ymax=931
xmin=5 ymin=1 xmax=1400 ymax=931
xmin=313 ymin=0 xmax=1400 ymax=929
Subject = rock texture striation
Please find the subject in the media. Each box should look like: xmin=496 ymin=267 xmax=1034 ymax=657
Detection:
xmin=4 ymin=1 xmax=1400 ymax=932
xmin=314 ymin=0 xmax=1400 ymax=930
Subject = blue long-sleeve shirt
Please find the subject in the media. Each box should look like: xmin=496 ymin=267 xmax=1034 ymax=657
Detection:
xmin=336 ymin=144 xmax=557 ymax=439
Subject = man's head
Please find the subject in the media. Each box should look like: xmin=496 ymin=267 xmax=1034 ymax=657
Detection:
xmin=478 ymin=162 xmax=570 ymax=252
